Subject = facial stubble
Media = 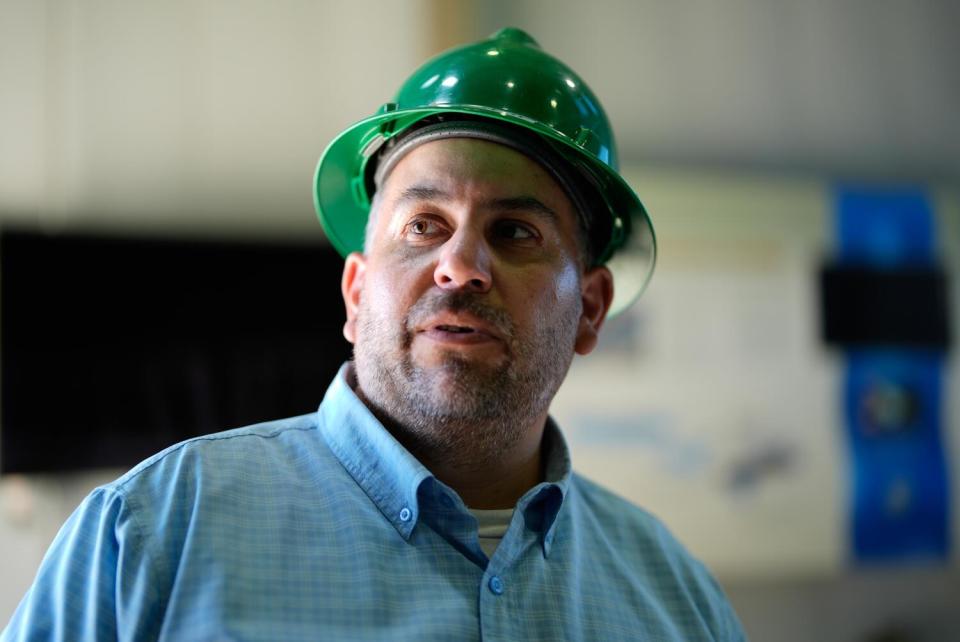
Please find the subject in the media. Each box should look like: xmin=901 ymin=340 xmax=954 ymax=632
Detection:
xmin=353 ymin=289 xmax=581 ymax=471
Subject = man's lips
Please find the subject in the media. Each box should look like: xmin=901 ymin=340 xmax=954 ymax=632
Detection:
xmin=415 ymin=313 xmax=505 ymax=345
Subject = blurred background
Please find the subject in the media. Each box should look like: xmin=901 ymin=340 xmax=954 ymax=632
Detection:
xmin=1 ymin=1 xmax=958 ymax=640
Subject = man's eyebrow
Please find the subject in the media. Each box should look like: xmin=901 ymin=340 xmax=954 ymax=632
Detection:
xmin=483 ymin=196 xmax=558 ymax=222
xmin=394 ymin=185 xmax=452 ymax=206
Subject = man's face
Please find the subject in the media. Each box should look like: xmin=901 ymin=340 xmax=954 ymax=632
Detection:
xmin=340 ymin=137 xmax=612 ymax=456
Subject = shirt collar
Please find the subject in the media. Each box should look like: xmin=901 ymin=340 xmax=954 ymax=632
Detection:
xmin=516 ymin=417 xmax=571 ymax=557
xmin=318 ymin=363 xmax=573 ymax=554
xmin=318 ymin=363 xmax=431 ymax=540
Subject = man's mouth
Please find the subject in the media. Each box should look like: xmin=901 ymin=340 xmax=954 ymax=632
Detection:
xmin=422 ymin=314 xmax=502 ymax=341
xmin=414 ymin=313 xmax=506 ymax=349
xmin=435 ymin=324 xmax=475 ymax=334
xmin=406 ymin=292 xmax=513 ymax=349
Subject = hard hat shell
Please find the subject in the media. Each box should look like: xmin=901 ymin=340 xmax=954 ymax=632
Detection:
xmin=313 ymin=27 xmax=656 ymax=314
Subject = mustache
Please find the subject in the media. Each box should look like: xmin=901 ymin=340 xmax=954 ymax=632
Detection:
xmin=405 ymin=291 xmax=514 ymax=340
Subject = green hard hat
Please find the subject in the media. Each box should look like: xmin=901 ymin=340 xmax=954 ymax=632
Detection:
xmin=313 ymin=27 xmax=656 ymax=314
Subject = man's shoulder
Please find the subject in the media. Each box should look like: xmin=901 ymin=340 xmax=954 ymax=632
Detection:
xmin=567 ymin=472 xmax=744 ymax=637
xmin=568 ymin=471 xmax=709 ymax=573
xmin=106 ymin=412 xmax=322 ymax=496
xmin=569 ymin=471 xmax=666 ymax=535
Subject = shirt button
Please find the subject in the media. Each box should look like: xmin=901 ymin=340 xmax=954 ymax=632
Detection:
xmin=488 ymin=575 xmax=504 ymax=595
xmin=399 ymin=507 xmax=412 ymax=522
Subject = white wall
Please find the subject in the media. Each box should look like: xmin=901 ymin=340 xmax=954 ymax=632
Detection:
xmin=0 ymin=0 xmax=429 ymax=238
xmin=555 ymin=168 xmax=840 ymax=580
xmin=477 ymin=0 xmax=960 ymax=180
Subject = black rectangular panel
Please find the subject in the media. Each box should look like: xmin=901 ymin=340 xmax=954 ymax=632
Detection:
xmin=1 ymin=229 xmax=352 ymax=474
xmin=819 ymin=264 xmax=951 ymax=349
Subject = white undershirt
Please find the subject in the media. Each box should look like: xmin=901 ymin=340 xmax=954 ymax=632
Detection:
xmin=469 ymin=508 xmax=514 ymax=558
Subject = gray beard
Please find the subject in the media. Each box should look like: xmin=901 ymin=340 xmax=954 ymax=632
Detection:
xmin=353 ymin=290 xmax=579 ymax=471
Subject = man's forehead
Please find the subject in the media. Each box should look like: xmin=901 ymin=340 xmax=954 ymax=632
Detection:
xmin=378 ymin=138 xmax=575 ymax=213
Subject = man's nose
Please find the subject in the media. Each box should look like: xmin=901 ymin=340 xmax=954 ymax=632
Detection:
xmin=433 ymin=230 xmax=492 ymax=293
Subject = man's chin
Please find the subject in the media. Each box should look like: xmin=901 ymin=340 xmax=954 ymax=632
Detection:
xmin=413 ymin=351 xmax=507 ymax=382
xmin=406 ymin=354 xmax=512 ymax=402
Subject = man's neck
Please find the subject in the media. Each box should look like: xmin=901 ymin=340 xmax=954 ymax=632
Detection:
xmin=352 ymin=380 xmax=547 ymax=510
xmin=420 ymin=423 xmax=546 ymax=510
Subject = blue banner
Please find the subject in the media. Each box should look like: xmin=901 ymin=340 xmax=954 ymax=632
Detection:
xmin=835 ymin=185 xmax=950 ymax=562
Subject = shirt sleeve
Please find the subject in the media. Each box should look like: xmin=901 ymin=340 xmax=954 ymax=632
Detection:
xmin=2 ymin=486 xmax=155 ymax=642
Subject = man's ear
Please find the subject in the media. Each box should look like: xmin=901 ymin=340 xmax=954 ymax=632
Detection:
xmin=341 ymin=252 xmax=367 ymax=344
xmin=574 ymin=265 xmax=614 ymax=355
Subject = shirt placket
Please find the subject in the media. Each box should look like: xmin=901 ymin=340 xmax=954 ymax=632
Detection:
xmin=476 ymin=509 xmax=540 ymax=641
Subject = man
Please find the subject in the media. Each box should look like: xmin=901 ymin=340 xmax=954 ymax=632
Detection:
xmin=4 ymin=29 xmax=745 ymax=641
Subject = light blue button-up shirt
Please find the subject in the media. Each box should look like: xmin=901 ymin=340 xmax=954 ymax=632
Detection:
xmin=3 ymin=365 xmax=745 ymax=641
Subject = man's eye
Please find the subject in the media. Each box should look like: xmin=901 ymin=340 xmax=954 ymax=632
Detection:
xmin=495 ymin=221 xmax=536 ymax=240
xmin=407 ymin=219 xmax=440 ymax=236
